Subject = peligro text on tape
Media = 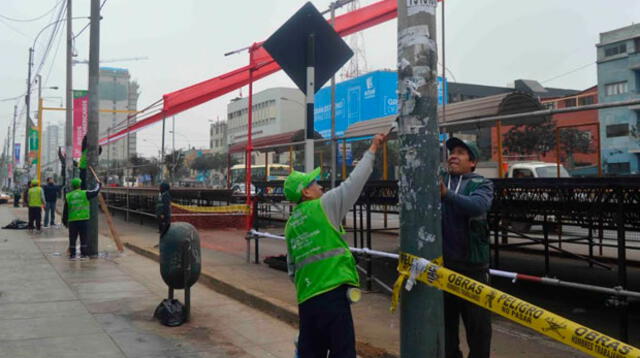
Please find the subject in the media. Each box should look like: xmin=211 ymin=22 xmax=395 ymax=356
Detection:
xmin=393 ymin=252 xmax=640 ymax=358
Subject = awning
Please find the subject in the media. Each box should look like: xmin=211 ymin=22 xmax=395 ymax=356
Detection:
xmin=343 ymin=91 xmax=547 ymax=138
xmin=228 ymin=129 xmax=323 ymax=154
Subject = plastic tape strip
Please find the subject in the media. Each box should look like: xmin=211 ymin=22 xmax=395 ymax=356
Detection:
xmin=171 ymin=203 xmax=250 ymax=214
xmin=394 ymin=252 xmax=640 ymax=358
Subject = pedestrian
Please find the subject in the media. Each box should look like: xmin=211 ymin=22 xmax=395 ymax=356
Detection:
xmin=440 ymin=137 xmax=494 ymax=358
xmin=27 ymin=179 xmax=45 ymax=232
xmin=156 ymin=182 xmax=171 ymax=236
xmin=12 ymin=186 xmax=21 ymax=207
xmin=62 ymin=177 xmax=101 ymax=259
xmin=284 ymin=133 xmax=387 ymax=358
xmin=42 ymin=177 xmax=60 ymax=228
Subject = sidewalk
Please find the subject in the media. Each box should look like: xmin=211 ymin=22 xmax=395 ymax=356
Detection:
xmin=1 ymin=205 xmax=298 ymax=358
xmin=95 ymin=209 xmax=589 ymax=357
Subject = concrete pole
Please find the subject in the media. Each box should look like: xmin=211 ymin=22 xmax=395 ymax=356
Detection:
xmin=65 ymin=0 xmax=73 ymax=190
xmin=397 ymin=1 xmax=444 ymax=357
xmin=304 ymin=34 xmax=315 ymax=173
xmin=329 ymin=4 xmax=337 ymax=188
xmin=161 ymin=116 xmax=165 ymax=182
xmin=25 ymin=47 xmax=34 ymax=175
xmin=11 ymin=105 xmax=17 ymax=188
xmin=86 ymin=0 xmax=101 ymax=257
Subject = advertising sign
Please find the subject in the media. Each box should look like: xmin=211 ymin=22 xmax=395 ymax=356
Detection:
xmin=73 ymin=90 xmax=89 ymax=159
xmin=14 ymin=143 xmax=20 ymax=164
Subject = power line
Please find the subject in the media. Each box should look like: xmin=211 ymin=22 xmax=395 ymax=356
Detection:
xmin=0 ymin=16 xmax=30 ymax=38
xmin=73 ymin=0 xmax=107 ymax=39
xmin=541 ymin=62 xmax=595 ymax=84
xmin=0 ymin=0 xmax=63 ymax=22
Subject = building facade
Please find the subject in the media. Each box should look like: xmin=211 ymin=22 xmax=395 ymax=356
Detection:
xmin=98 ymin=67 xmax=140 ymax=166
xmin=596 ymin=23 xmax=640 ymax=175
xmin=226 ymin=87 xmax=305 ymax=163
xmin=42 ymin=124 xmax=61 ymax=177
xmin=209 ymin=120 xmax=227 ymax=153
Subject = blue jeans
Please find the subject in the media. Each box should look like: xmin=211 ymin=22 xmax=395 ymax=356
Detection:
xmin=44 ymin=201 xmax=56 ymax=226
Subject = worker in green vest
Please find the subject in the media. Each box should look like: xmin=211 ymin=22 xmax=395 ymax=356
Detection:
xmin=62 ymin=177 xmax=102 ymax=259
xmin=284 ymin=133 xmax=386 ymax=358
xmin=27 ymin=179 xmax=45 ymax=232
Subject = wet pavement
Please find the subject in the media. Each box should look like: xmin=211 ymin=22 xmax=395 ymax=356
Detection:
xmin=0 ymin=205 xmax=298 ymax=358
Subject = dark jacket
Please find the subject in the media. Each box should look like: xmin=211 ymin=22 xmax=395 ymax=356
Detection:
xmin=156 ymin=185 xmax=171 ymax=221
xmin=441 ymin=172 xmax=494 ymax=270
xmin=43 ymin=183 xmax=60 ymax=202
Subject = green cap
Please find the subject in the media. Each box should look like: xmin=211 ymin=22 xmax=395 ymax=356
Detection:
xmin=71 ymin=178 xmax=82 ymax=188
xmin=31 ymin=179 xmax=39 ymax=186
xmin=446 ymin=137 xmax=480 ymax=161
xmin=284 ymin=167 xmax=321 ymax=203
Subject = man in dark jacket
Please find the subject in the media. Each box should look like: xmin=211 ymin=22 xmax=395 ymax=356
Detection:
xmin=156 ymin=182 xmax=171 ymax=236
xmin=42 ymin=177 xmax=60 ymax=228
xmin=440 ymin=137 xmax=494 ymax=358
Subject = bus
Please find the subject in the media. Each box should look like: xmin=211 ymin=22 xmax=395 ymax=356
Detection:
xmin=230 ymin=164 xmax=291 ymax=183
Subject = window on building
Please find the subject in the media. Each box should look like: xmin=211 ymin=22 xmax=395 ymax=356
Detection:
xmin=604 ymin=42 xmax=627 ymax=57
xmin=543 ymin=102 xmax=556 ymax=110
xmin=563 ymin=98 xmax=577 ymax=108
xmin=635 ymin=38 xmax=640 ymax=53
xmin=606 ymin=123 xmax=629 ymax=138
xmin=608 ymin=162 xmax=630 ymax=174
xmin=578 ymin=96 xmax=595 ymax=106
xmin=605 ymin=81 xmax=628 ymax=96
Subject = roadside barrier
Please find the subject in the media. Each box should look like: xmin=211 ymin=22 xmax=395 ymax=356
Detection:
xmin=171 ymin=203 xmax=249 ymax=214
xmin=248 ymin=229 xmax=640 ymax=357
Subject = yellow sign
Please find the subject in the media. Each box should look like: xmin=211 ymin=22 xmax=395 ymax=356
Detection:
xmin=171 ymin=203 xmax=249 ymax=214
xmin=393 ymin=252 xmax=640 ymax=358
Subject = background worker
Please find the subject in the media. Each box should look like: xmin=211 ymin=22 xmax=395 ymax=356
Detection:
xmin=440 ymin=137 xmax=494 ymax=358
xmin=27 ymin=180 xmax=45 ymax=232
xmin=43 ymin=177 xmax=61 ymax=228
xmin=62 ymin=177 xmax=102 ymax=259
xmin=284 ymin=133 xmax=386 ymax=358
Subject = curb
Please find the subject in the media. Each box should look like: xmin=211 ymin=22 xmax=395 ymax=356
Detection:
xmin=123 ymin=241 xmax=397 ymax=358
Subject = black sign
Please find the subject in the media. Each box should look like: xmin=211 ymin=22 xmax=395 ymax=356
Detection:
xmin=263 ymin=2 xmax=353 ymax=95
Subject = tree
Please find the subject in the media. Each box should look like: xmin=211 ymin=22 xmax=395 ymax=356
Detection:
xmin=164 ymin=150 xmax=189 ymax=183
xmin=502 ymin=119 xmax=593 ymax=167
xmin=129 ymin=154 xmax=160 ymax=185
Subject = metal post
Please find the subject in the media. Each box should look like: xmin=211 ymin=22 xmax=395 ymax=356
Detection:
xmin=341 ymin=139 xmax=347 ymax=179
xmin=496 ymin=120 xmax=504 ymax=178
xmin=555 ymin=127 xmax=561 ymax=178
xmin=398 ymin=1 xmax=443 ymax=356
xmin=304 ymin=34 xmax=315 ymax=172
xmin=161 ymin=116 xmax=165 ymax=181
xmin=246 ymin=45 xmax=255 ymax=229
xmin=11 ymin=105 xmax=17 ymax=187
xmin=36 ymin=96 xmax=43 ymax=183
xmin=616 ymin=187 xmax=628 ymax=342
xmin=65 ymin=0 xmax=73 ymax=191
xmin=86 ymin=0 xmax=101 ymax=257
xmin=329 ymin=4 xmax=337 ymax=188
xmin=25 ymin=48 xmax=34 ymax=178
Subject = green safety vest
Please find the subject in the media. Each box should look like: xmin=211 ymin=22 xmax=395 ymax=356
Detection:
xmin=66 ymin=189 xmax=90 ymax=222
xmin=79 ymin=149 xmax=87 ymax=169
xmin=28 ymin=187 xmax=43 ymax=207
xmin=285 ymin=199 xmax=359 ymax=304
xmin=445 ymin=175 xmax=491 ymax=265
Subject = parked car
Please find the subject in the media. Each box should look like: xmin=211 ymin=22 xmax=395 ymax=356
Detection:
xmin=0 ymin=192 xmax=10 ymax=204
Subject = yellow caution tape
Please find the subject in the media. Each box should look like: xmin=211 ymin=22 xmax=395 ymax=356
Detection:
xmin=171 ymin=203 xmax=250 ymax=214
xmin=393 ymin=252 xmax=640 ymax=358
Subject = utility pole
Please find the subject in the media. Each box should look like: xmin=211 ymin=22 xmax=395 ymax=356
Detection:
xmin=11 ymin=105 xmax=17 ymax=188
xmin=36 ymin=75 xmax=43 ymax=183
xmin=397 ymin=1 xmax=443 ymax=357
xmin=25 ymin=47 xmax=34 ymax=176
xmin=65 ymin=0 xmax=73 ymax=190
xmin=86 ymin=0 xmax=101 ymax=257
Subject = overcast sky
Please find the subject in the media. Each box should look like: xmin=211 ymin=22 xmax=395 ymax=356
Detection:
xmin=1 ymin=0 xmax=638 ymax=158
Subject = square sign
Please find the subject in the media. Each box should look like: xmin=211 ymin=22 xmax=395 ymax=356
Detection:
xmin=263 ymin=2 xmax=353 ymax=95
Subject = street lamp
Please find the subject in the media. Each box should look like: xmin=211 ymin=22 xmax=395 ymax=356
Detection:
xmin=280 ymin=96 xmax=305 ymax=109
xmin=168 ymin=131 xmax=192 ymax=150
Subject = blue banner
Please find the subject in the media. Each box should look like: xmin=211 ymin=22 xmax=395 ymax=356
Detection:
xmin=314 ymin=71 xmax=447 ymax=139
xmin=14 ymin=143 xmax=20 ymax=163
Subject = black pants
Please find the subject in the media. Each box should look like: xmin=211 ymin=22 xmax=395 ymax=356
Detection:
xmin=68 ymin=220 xmax=88 ymax=257
xmin=444 ymin=269 xmax=492 ymax=358
xmin=28 ymin=207 xmax=42 ymax=230
xmin=298 ymin=285 xmax=356 ymax=358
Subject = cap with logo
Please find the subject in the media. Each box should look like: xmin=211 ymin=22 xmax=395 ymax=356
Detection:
xmin=446 ymin=137 xmax=480 ymax=161
xmin=284 ymin=167 xmax=321 ymax=203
